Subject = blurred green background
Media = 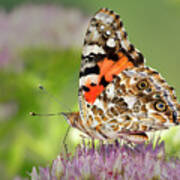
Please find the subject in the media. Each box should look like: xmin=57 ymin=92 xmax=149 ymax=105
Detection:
xmin=0 ymin=0 xmax=180 ymax=179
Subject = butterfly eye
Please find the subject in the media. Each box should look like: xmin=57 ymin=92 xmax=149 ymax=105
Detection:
xmin=154 ymin=100 xmax=167 ymax=112
xmin=137 ymin=80 xmax=149 ymax=90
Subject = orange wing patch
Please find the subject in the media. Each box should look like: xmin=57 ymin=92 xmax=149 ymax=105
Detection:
xmin=84 ymin=85 xmax=104 ymax=104
xmin=84 ymin=52 xmax=134 ymax=104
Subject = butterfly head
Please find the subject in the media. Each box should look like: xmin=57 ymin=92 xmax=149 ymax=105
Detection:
xmin=61 ymin=112 xmax=80 ymax=128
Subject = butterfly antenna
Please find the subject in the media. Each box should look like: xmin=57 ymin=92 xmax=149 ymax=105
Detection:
xmin=30 ymin=85 xmax=73 ymax=156
xmin=38 ymin=84 xmax=72 ymax=112
xmin=29 ymin=111 xmax=62 ymax=117
xmin=29 ymin=85 xmax=73 ymax=117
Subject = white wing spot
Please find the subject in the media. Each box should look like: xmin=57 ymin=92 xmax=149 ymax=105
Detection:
xmin=95 ymin=12 xmax=114 ymax=24
xmin=82 ymin=45 xmax=105 ymax=56
xmin=106 ymin=38 xmax=116 ymax=48
xmin=100 ymin=25 xmax=105 ymax=31
xmin=80 ymin=74 xmax=98 ymax=86
xmin=106 ymin=30 xmax=111 ymax=36
xmin=106 ymin=83 xmax=115 ymax=99
xmin=123 ymin=96 xmax=137 ymax=109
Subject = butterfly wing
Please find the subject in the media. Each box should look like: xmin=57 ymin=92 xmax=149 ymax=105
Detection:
xmin=78 ymin=8 xmax=146 ymax=139
xmin=78 ymin=8 xmax=180 ymax=139
xmin=64 ymin=8 xmax=180 ymax=141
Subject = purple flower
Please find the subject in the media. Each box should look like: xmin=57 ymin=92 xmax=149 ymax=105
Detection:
xmin=30 ymin=139 xmax=180 ymax=180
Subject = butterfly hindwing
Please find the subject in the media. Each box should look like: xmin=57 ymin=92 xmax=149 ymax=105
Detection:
xmin=77 ymin=65 xmax=180 ymax=140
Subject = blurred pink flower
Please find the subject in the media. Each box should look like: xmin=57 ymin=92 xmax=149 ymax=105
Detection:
xmin=0 ymin=47 xmax=11 ymax=67
xmin=0 ymin=5 xmax=88 ymax=68
xmin=0 ymin=5 xmax=88 ymax=50
xmin=0 ymin=101 xmax=18 ymax=121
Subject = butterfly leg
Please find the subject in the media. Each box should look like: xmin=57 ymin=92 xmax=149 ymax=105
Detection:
xmin=91 ymin=138 xmax=95 ymax=150
xmin=62 ymin=125 xmax=71 ymax=159
xmin=115 ymin=139 xmax=120 ymax=147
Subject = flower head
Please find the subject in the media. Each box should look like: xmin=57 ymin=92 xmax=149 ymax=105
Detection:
xmin=30 ymin=139 xmax=180 ymax=180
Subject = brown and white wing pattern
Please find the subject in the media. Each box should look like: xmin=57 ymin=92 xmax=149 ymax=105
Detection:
xmin=62 ymin=8 xmax=180 ymax=143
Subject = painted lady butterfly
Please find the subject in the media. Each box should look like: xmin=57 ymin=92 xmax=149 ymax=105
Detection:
xmin=62 ymin=8 xmax=180 ymax=143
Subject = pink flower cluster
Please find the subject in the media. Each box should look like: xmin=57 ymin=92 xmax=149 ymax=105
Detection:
xmin=30 ymin=140 xmax=180 ymax=180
